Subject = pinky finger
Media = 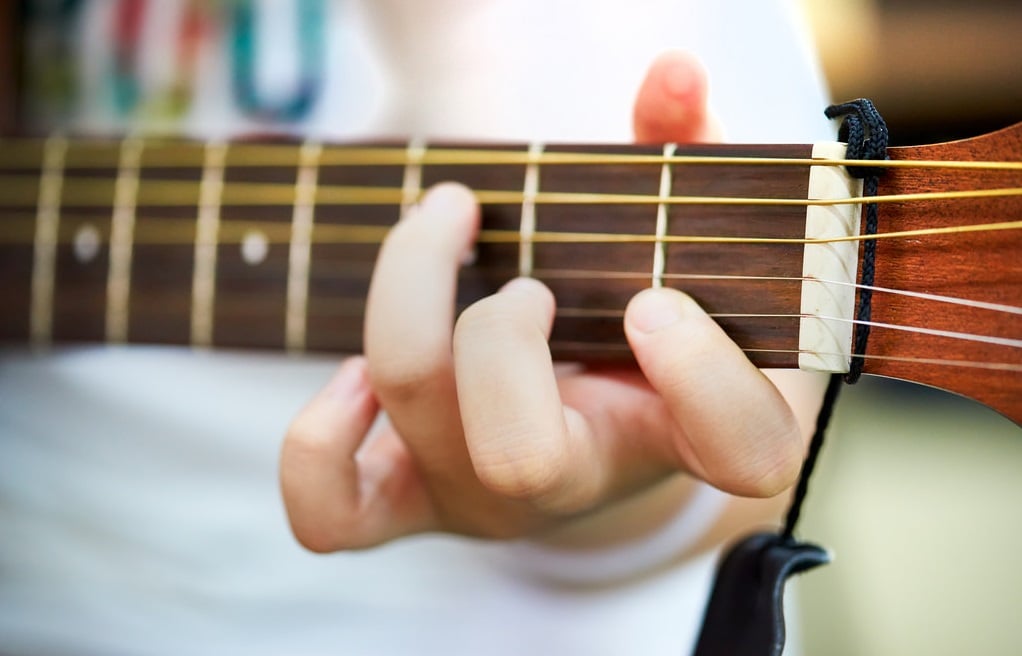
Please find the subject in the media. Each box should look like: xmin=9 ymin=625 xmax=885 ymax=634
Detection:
xmin=279 ymin=357 xmax=435 ymax=551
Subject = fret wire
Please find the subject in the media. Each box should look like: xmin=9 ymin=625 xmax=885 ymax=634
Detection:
xmin=29 ymin=135 xmax=67 ymax=347
xmin=192 ymin=141 xmax=227 ymax=348
xmin=400 ymin=138 xmax=426 ymax=216
xmin=519 ymin=142 xmax=543 ymax=278
xmin=652 ymin=143 xmax=675 ymax=288
xmin=285 ymin=140 xmax=321 ymax=353
xmin=3 ymin=138 xmax=1021 ymax=171
xmin=1 ymin=176 xmax=1018 ymax=208
xmin=106 ymin=136 xmax=144 ymax=344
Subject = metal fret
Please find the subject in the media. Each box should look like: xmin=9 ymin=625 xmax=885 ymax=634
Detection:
xmin=400 ymin=138 xmax=427 ymax=215
xmin=29 ymin=135 xmax=67 ymax=347
xmin=191 ymin=141 xmax=227 ymax=347
xmin=285 ymin=140 xmax=321 ymax=353
xmin=106 ymin=137 xmax=143 ymax=343
xmin=519 ymin=142 xmax=544 ymax=278
xmin=652 ymin=143 xmax=676 ymax=288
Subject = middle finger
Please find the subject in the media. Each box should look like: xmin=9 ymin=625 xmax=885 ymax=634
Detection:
xmin=364 ymin=183 xmax=480 ymax=478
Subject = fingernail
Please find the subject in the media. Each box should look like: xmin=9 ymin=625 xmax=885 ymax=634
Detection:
xmin=664 ymin=60 xmax=696 ymax=100
xmin=628 ymin=289 xmax=683 ymax=334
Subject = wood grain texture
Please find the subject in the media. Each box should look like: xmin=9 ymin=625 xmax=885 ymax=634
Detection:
xmin=0 ymin=133 xmax=1018 ymax=425
xmin=867 ymin=123 xmax=1022 ymax=425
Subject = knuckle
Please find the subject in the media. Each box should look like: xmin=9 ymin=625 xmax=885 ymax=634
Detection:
xmin=435 ymin=505 xmax=529 ymax=541
xmin=369 ymin=352 xmax=451 ymax=405
xmin=283 ymin=413 xmax=328 ymax=454
xmin=284 ymin=499 xmax=366 ymax=554
xmin=292 ymin=526 xmax=346 ymax=554
xmin=454 ymin=298 xmax=531 ymax=352
xmin=454 ymin=296 xmax=507 ymax=337
xmin=292 ymin=521 xmax=369 ymax=554
xmin=475 ymin=454 xmax=551 ymax=499
xmin=280 ymin=437 xmax=362 ymax=554
xmin=472 ymin=440 xmax=582 ymax=514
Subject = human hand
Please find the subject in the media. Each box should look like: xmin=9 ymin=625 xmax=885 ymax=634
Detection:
xmin=280 ymin=52 xmax=810 ymax=552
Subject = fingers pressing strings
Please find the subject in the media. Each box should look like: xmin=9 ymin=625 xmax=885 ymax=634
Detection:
xmin=364 ymin=183 xmax=478 ymax=477
xmin=624 ymin=288 xmax=805 ymax=497
xmin=454 ymin=278 xmax=688 ymax=513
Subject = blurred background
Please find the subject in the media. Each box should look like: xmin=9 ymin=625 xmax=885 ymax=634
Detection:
xmin=1 ymin=1 xmax=1020 ymax=654
xmin=802 ymin=0 xmax=1022 ymax=147
xmin=798 ymin=1 xmax=1022 ymax=653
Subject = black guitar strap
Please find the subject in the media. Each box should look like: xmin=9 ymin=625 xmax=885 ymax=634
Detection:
xmin=691 ymin=100 xmax=889 ymax=656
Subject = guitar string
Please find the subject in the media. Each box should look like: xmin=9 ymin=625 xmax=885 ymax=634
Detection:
xmin=162 ymin=309 xmax=1019 ymax=374
xmin=1 ymin=140 xmax=1022 ymax=171
xmin=1 ymin=146 xmax=1015 ymax=375
xmin=543 ymin=343 xmax=1022 ymax=373
xmin=0 ymin=175 xmax=1019 ymax=209
xmin=1 ymin=210 xmax=1020 ymax=249
xmin=266 ymin=265 xmax=1022 ymax=319
xmin=288 ymin=298 xmax=1022 ymax=355
xmin=550 ymin=308 xmax=1021 ymax=349
xmin=14 ymin=218 xmax=1007 ymax=350
xmin=3 ymin=208 xmax=1012 ymax=319
xmin=532 ymin=269 xmax=1022 ymax=316
xmin=10 ymin=240 xmax=1015 ymax=360
xmin=1 ymin=196 xmax=1017 ymax=354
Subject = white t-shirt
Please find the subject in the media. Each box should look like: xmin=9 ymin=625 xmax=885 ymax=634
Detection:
xmin=0 ymin=1 xmax=833 ymax=654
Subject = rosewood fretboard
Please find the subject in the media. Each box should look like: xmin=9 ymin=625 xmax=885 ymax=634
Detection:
xmin=0 ymin=132 xmax=1020 ymax=424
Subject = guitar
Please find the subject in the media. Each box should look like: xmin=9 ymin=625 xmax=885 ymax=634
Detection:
xmin=0 ymin=126 xmax=1019 ymax=425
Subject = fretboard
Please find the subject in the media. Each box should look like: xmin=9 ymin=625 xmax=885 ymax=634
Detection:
xmin=0 ymin=138 xmax=819 ymax=367
xmin=4 ymin=129 xmax=1021 ymax=425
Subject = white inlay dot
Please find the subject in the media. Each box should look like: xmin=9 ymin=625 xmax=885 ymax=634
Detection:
xmin=73 ymin=224 xmax=101 ymax=263
xmin=241 ymin=230 xmax=269 ymax=265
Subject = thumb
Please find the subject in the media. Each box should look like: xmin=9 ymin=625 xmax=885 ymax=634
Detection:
xmin=623 ymin=288 xmax=803 ymax=497
xmin=633 ymin=50 xmax=723 ymax=144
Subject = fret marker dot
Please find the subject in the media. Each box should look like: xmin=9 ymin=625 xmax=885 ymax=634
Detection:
xmin=241 ymin=230 xmax=269 ymax=265
xmin=73 ymin=224 xmax=101 ymax=263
